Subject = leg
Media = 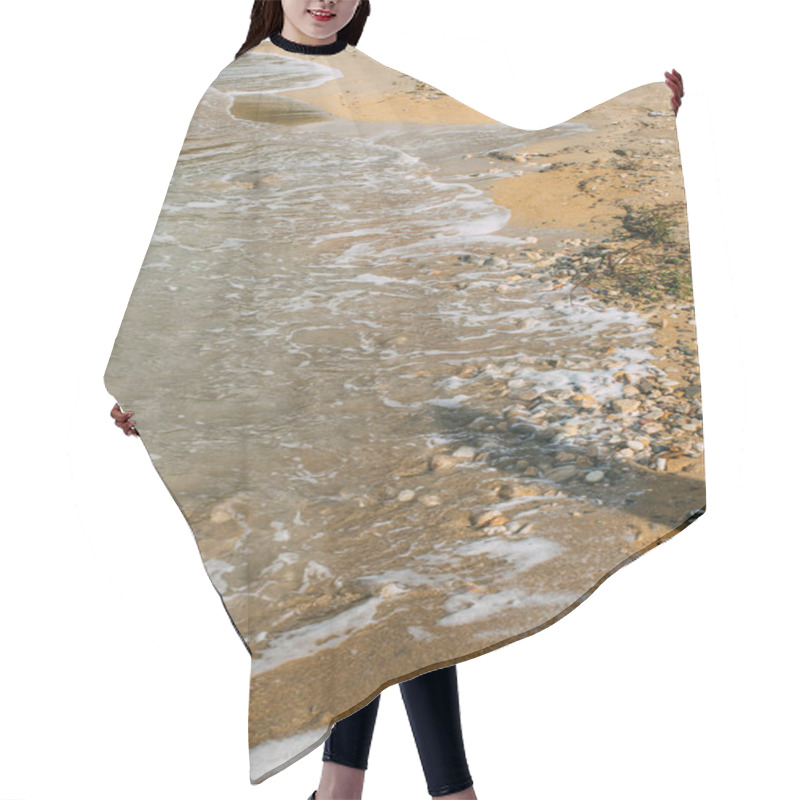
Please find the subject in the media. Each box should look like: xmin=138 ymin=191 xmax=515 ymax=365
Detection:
xmin=399 ymin=665 xmax=476 ymax=798
xmin=316 ymin=694 xmax=381 ymax=800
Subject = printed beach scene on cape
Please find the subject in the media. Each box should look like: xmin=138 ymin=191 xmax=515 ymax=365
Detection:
xmin=104 ymin=39 xmax=705 ymax=783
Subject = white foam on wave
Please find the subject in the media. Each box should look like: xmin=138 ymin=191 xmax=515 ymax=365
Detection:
xmin=249 ymin=723 xmax=331 ymax=784
xmin=205 ymin=558 xmax=236 ymax=594
xmin=251 ymin=595 xmax=383 ymax=675
xmin=439 ymin=587 xmax=578 ymax=627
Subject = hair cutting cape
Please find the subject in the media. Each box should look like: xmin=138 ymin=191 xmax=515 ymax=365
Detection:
xmin=105 ymin=33 xmax=706 ymax=785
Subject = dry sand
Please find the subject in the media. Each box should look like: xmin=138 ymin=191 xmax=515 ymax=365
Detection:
xmin=256 ymin=40 xmax=697 ymax=425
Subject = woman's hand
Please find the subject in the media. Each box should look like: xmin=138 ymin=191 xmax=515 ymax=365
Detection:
xmin=110 ymin=402 xmax=139 ymax=436
xmin=665 ymin=68 xmax=684 ymax=116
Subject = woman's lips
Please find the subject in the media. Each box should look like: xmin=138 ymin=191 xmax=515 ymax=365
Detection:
xmin=308 ymin=9 xmax=335 ymax=21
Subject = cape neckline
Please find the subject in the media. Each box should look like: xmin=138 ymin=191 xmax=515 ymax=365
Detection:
xmin=269 ymin=30 xmax=348 ymax=55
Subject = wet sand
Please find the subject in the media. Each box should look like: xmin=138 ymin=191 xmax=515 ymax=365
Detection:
xmin=243 ymin=42 xmax=704 ymax=780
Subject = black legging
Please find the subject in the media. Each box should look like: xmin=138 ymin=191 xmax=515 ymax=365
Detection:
xmin=322 ymin=664 xmax=474 ymax=797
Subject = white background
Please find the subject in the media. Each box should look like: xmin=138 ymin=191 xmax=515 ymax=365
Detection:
xmin=1 ymin=1 xmax=796 ymax=798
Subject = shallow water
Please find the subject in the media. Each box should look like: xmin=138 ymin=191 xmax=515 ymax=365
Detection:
xmin=108 ymin=52 xmax=669 ymax=671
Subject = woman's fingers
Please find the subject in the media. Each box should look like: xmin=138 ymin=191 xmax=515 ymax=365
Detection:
xmin=111 ymin=403 xmax=133 ymax=421
xmin=664 ymin=68 xmax=684 ymax=96
xmin=123 ymin=421 xmax=139 ymax=436
xmin=664 ymin=69 xmax=683 ymax=116
xmin=111 ymin=403 xmax=131 ymax=421
xmin=111 ymin=402 xmax=139 ymax=435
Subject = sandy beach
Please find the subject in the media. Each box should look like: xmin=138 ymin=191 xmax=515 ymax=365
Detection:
xmin=253 ymin=39 xmax=700 ymax=475
xmin=234 ymin=41 xmax=705 ymax=775
xmin=105 ymin=40 xmax=705 ymax=781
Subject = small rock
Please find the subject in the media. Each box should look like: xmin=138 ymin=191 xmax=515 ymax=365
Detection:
xmin=472 ymin=509 xmax=507 ymax=528
xmin=612 ymin=398 xmax=642 ymax=414
xmin=547 ymin=465 xmax=579 ymax=482
xmin=452 ymin=446 xmax=477 ymax=460
xmin=497 ymin=483 xmax=543 ymax=499
xmin=210 ymin=507 xmax=232 ymax=524
xmin=555 ymin=451 xmax=577 ymax=463
xmin=637 ymin=378 xmax=655 ymax=393
xmin=430 ymin=454 xmax=458 ymax=471
xmin=572 ymin=393 xmax=599 ymax=409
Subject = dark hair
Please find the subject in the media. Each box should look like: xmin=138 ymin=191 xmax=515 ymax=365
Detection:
xmin=235 ymin=1 xmax=371 ymax=59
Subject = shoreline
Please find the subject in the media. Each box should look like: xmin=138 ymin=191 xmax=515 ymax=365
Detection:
xmin=237 ymin=45 xmax=704 ymax=775
xmin=249 ymin=43 xmax=705 ymax=566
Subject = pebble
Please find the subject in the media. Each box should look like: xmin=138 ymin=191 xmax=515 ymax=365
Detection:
xmin=472 ymin=509 xmax=508 ymax=528
xmin=554 ymin=451 xmax=577 ymax=463
xmin=430 ymin=454 xmax=458 ymax=471
xmin=547 ymin=465 xmax=579 ymax=482
xmin=636 ymin=378 xmax=656 ymax=394
xmin=210 ymin=507 xmax=233 ymax=524
xmin=585 ymin=470 xmax=605 ymax=483
xmin=397 ymin=489 xmax=416 ymax=502
xmin=452 ymin=446 xmax=477 ymax=460
xmin=641 ymin=422 xmax=664 ymax=434
xmin=497 ymin=483 xmax=544 ymax=499
xmin=612 ymin=398 xmax=642 ymax=414
xmin=572 ymin=393 xmax=600 ymax=409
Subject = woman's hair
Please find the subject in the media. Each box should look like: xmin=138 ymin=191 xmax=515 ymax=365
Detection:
xmin=235 ymin=1 xmax=371 ymax=59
